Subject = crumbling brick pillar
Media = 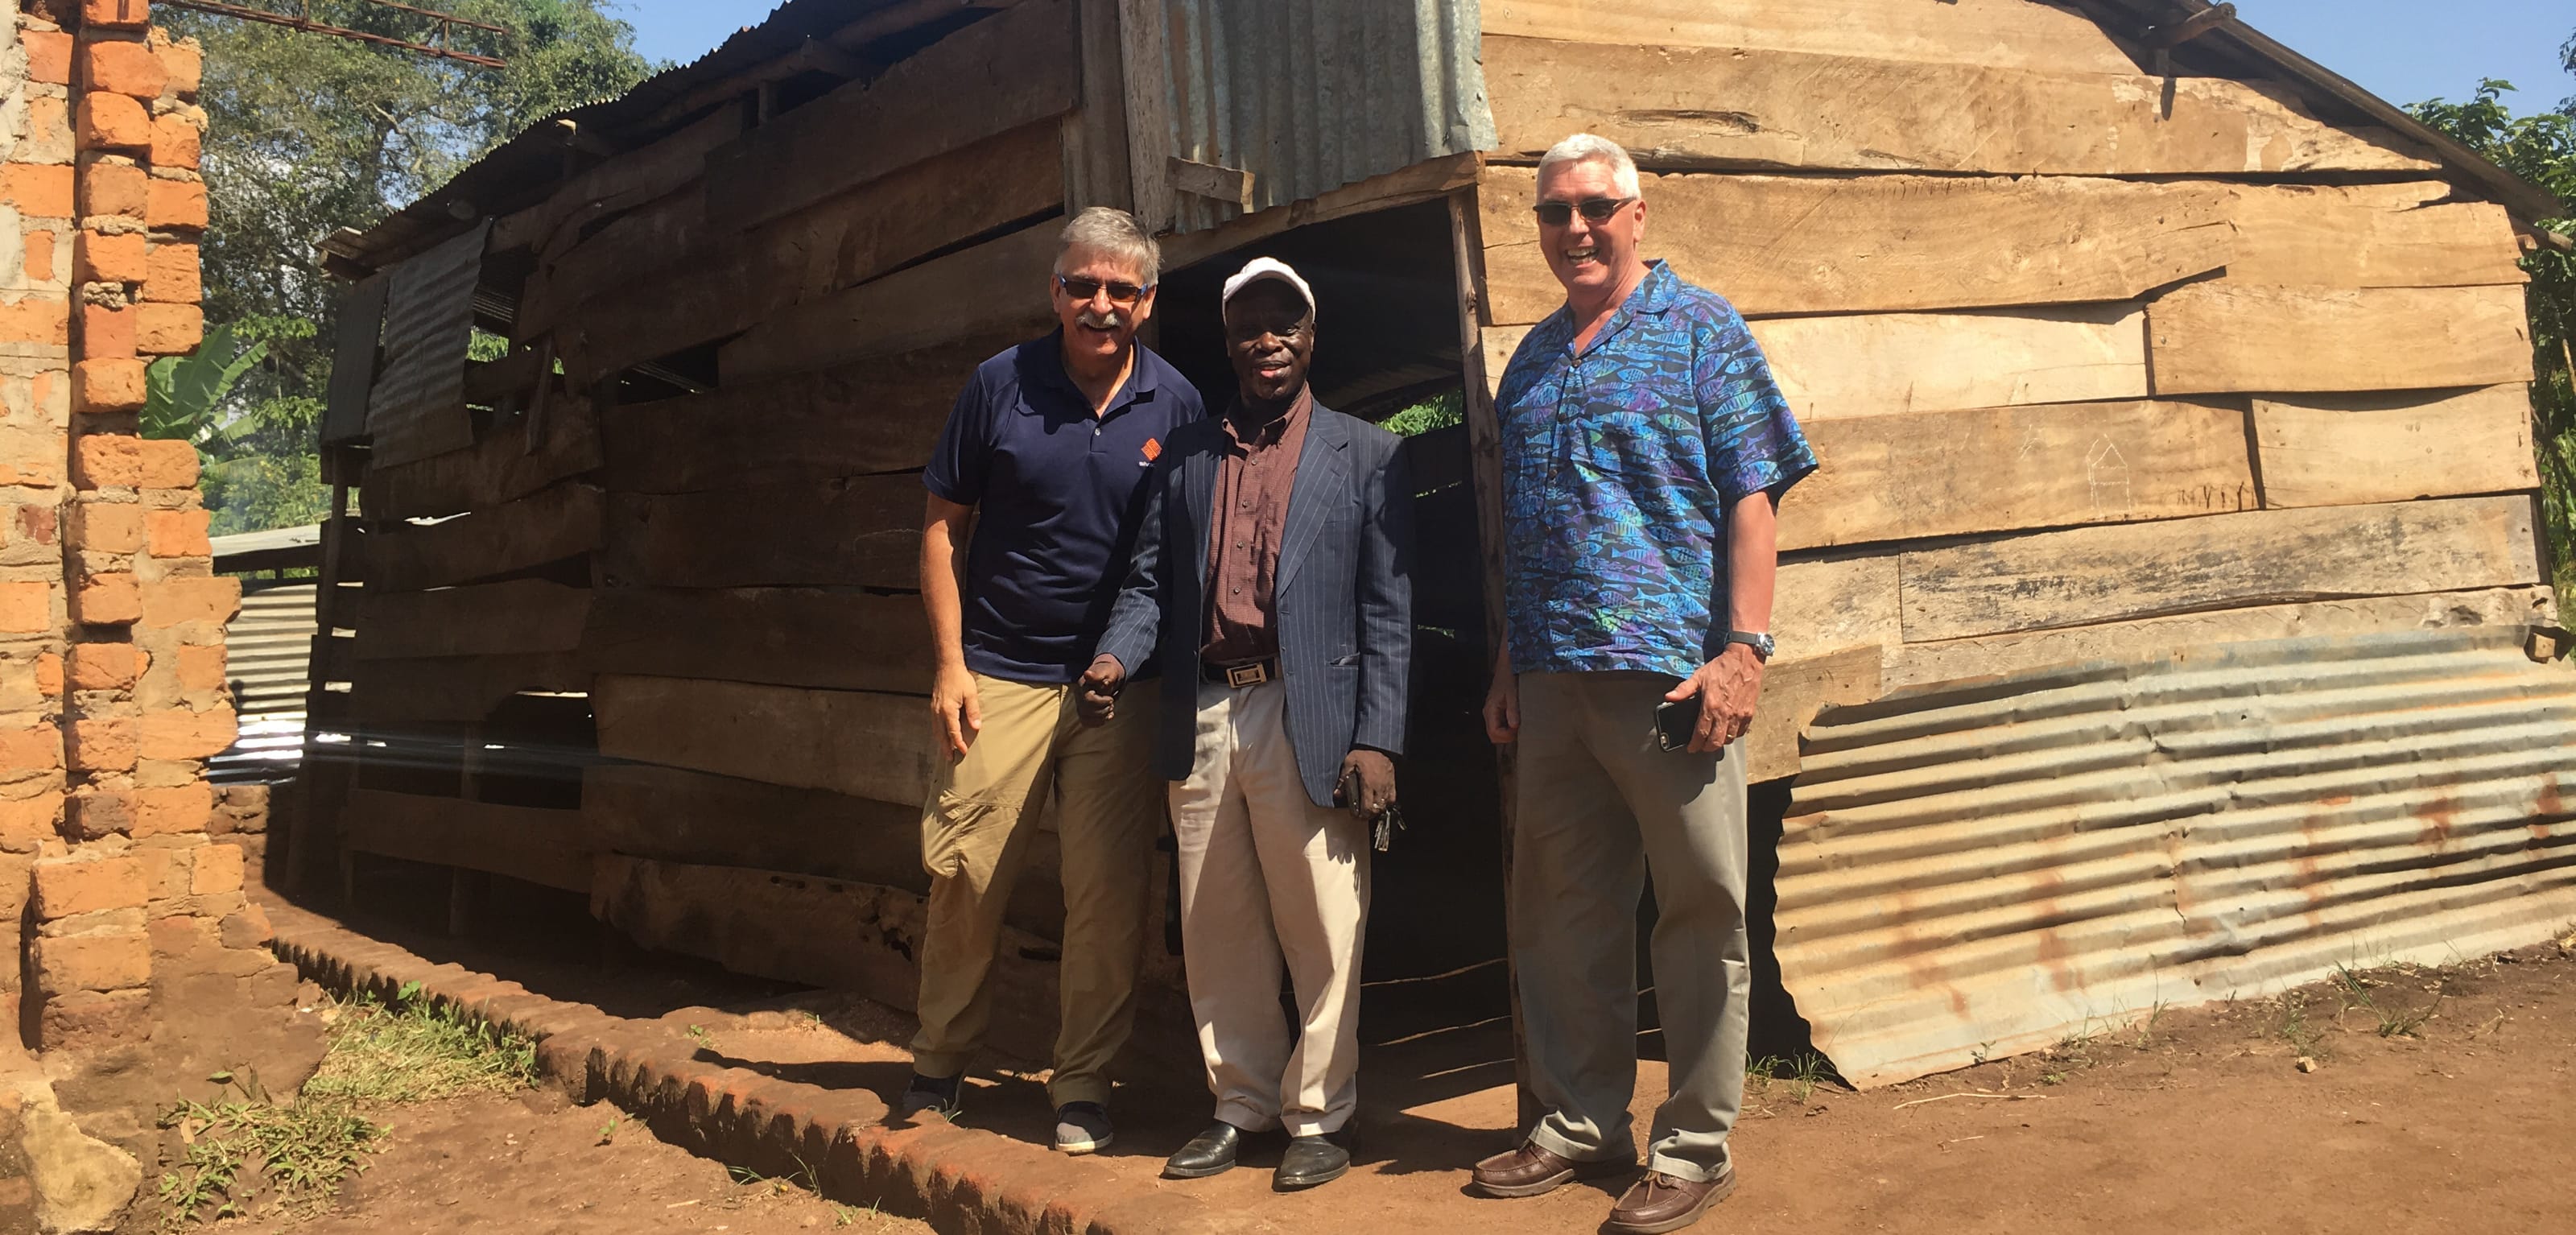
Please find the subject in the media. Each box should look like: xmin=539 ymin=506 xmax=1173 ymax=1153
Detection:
xmin=2 ymin=0 xmax=248 ymax=1060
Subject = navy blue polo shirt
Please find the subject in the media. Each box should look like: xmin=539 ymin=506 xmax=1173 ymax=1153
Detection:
xmin=925 ymin=332 xmax=1205 ymax=684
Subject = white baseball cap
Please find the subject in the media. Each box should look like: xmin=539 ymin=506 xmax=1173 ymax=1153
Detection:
xmin=1221 ymin=256 xmax=1317 ymax=320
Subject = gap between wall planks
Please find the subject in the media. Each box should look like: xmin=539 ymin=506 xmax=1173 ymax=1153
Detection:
xmin=584 ymin=588 xmax=935 ymax=696
xmin=341 ymin=788 xmax=590 ymax=894
xmin=1896 ymin=495 xmax=2540 ymax=644
xmin=349 ymin=653 xmax=586 ymax=725
xmin=1480 ymin=35 xmax=2439 ymax=176
xmin=1481 ymin=0 xmax=2143 ymax=73
xmin=601 ymin=475 xmax=922 ymax=591
xmin=592 ymin=674 xmax=943 ymax=809
xmin=364 ymin=481 xmax=605 ymax=593
xmin=2252 ymin=386 xmax=2541 ymax=510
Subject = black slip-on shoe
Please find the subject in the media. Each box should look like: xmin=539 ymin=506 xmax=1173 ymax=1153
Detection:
xmin=1164 ymin=1121 xmax=1245 ymax=1179
xmin=1274 ymin=1130 xmax=1355 ymax=1192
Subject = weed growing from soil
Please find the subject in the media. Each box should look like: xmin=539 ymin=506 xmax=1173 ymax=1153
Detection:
xmin=301 ymin=994 xmax=539 ymax=1105
xmin=2277 ymin=993 xmax=2326 ymax=1056
xmin=156 ymin=1076 xmax=384 ymax=1229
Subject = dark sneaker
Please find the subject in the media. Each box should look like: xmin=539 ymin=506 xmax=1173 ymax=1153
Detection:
xmin=1055 ymin=1101 xmax=1113 ymax=1154
xmin=897 ymin=1072 xmax=961 ymax=1119
xmin=1604 ymin=1163 xmax=1737 ymax=1235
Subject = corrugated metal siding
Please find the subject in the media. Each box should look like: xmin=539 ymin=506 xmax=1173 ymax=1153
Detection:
xmin=1150 ymin=0 xmax=1493 ymax=233
xmin=1777 ymin=628 xmax=2576 ymax=1088
xmin=365 ymin=221 xmax=490 ymax=468
xmin=211 ymin=582 xmax=316 ymax=783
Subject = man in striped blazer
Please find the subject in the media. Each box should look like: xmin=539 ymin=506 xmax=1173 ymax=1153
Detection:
xmin=1079 ymin=258 xmax=1414 ymax=1192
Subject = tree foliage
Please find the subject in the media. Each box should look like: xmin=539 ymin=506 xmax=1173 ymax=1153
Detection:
xmin=2409 ymin=40 xmax=2576 ymax=621
xmin=167 ymin=1 xmax=653 ymax=534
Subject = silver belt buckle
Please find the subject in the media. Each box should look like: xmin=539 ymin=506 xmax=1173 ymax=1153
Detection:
xmin=1225 ymin=662 xmax=1269 ymax=688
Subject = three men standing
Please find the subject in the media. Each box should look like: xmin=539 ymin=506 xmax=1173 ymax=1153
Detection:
xmin=907 ymin=133 xmax=1806 ymax=1232
xmin=1084 ymin=258 xmax=1414 ymax=1192
xmin=905 ymin=208 xmax=1205 ymax=1155
xmin=1472 ymin=134 xmax=1815 ymax=1234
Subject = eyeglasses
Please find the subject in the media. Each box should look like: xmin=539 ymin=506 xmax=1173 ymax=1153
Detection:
xmin=1057 ymin=275 xmax=1152 ymax=305
xmin=1532 ymin=197 xmax=1636 ymax=227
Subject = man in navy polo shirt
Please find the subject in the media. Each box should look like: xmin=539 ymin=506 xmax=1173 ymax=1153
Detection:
xmin=902 ymin=207 xmax=1207 ymax=1156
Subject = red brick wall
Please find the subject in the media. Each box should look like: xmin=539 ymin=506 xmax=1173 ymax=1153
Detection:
xmin=3 ymin=0 xmax=253 ymax=1058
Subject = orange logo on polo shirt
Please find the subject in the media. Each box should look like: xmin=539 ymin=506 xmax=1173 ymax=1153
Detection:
xmin=1142 ymin=437 xmax=1162 ymax=462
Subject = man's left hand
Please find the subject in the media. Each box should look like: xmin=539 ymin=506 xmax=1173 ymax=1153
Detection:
xmin=1337 ymin=749 xmax=1397 ymax=821
xmin=1666 ymin=644 xmax=1763 ymax=754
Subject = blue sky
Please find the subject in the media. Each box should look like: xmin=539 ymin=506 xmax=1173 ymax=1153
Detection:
xmin=607 ymin=1 xmax=2574 ymax=114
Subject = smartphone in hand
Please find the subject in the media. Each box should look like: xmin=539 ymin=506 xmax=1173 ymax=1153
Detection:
xmin=1655 ymin=696 xmax=1702 ymax=754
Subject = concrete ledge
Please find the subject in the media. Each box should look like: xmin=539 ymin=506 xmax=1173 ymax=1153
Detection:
xmin=263 ymin=902 xmax=1279 ymax=1235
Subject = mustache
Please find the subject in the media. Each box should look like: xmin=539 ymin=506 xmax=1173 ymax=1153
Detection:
xmin=1076 ymin=308 xmax=1125 ymax=329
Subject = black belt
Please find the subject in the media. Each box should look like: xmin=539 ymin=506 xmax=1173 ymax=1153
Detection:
xmin=1204 ymin=657 xmax=1278 ymax=688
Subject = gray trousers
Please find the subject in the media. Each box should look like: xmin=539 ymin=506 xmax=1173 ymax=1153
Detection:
xmin=1511 ymin=671 xmax=1750 ymax=1183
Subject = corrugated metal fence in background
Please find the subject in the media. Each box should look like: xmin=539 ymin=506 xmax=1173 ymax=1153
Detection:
xmin=1778 ymin=628 xmax=2576 ymax=1087
xmin=210 ymin=581 xmax=317 ymax=783
xmin=1135 ymin=0 xmax=1494 ymax=233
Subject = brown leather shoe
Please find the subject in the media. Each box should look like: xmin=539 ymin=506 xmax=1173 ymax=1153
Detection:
xmin=1604 ymin=1164 xmax=1737 ymax=1235
xmin=1469 ymin=1140 xmax=1632 ymax=1199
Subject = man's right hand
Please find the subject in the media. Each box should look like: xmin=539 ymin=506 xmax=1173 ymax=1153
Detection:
xmin=931 ymin=662 xmax=982 ymax=760
xmin=1077 ymin=655 xmax=1127 ymax=727
xmin=1482 ymin=649 xmax=1519 ymax=745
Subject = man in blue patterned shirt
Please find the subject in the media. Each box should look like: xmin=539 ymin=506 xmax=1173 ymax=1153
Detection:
xmin=1468 ymin=134 xmax=1818 ymax=1235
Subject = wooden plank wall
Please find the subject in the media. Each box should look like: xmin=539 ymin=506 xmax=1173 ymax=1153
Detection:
xmin=339 ymin=0 xmax=1108 ymax=949
xmin=1473 ymin=0 xmax=2553 ymax=779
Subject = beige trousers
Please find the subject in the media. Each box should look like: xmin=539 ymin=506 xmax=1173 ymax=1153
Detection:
xmin=910 ymin=672 xmax=1162 ymax=1107
xmin=1511 ymin=671 xmax=1750 ymax=1183
xmin=1169 ymin=677 xmax=1370 ymax=1138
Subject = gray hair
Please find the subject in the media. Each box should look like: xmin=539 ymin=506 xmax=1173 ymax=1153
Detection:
xmin=1537 ymin=133 xmax=1642 ymax=199
xmin=1055 ymin=206 xmax=1162 ymax=287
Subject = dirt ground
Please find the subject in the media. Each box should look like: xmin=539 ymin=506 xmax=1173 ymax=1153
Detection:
xmin=216 ymin=1085 xmax=930 ymax=1235
xmin=160 ymin=915 xmax=2576 ymax=1234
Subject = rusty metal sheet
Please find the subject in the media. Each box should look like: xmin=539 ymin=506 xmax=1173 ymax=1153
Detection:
xmin=1779 ymin=627 xmax=2576 ymax=1087
xmin=365 ymin=221 xmax=489 ymax=468
xmin=1137 ymin=0 xmax=1495 ymax=233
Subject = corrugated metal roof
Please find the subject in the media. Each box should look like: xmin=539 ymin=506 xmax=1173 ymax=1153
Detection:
xmin=365 ymin=221 xmax=489 ymax=467
xmin=1777 ymin=627 xmax=2576 ymax=1088
xmin=1145 ymin=0 xmax=1495 ymax=233
xmin=212 ymin=582 xmax=320 ymax=783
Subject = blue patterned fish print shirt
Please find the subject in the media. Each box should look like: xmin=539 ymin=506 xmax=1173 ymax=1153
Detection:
xmin=1496 ymin=261 xmax=1818 ymax=679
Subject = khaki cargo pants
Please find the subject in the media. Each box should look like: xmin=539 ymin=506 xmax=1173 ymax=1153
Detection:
xmin=910 ymin=672 xmax=1162 ymax=1108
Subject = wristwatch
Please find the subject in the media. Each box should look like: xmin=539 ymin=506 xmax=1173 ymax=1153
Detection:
xmin=1725 ymin=630 xmax=1775 ymax=662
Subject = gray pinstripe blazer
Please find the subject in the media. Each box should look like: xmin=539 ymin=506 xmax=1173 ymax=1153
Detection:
xmin=1095 ymin=401 xmax=1414 ymax=808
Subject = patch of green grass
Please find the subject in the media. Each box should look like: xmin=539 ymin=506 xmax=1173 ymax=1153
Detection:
xmin=156 ymin=1076 xmax=384 ymax=1229
xmin=300 ymin=993 xmax=538 ymax=1105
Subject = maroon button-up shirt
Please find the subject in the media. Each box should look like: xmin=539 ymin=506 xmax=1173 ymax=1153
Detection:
xmin=1201 ymin=387 xmax=1312 ymax=665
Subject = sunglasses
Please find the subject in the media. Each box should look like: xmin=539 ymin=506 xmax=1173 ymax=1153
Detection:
xmin=1533 ymin=196 xmax=1636 ymax=227
xmin=1057 ymin=274 xmax=1152 ymax=305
